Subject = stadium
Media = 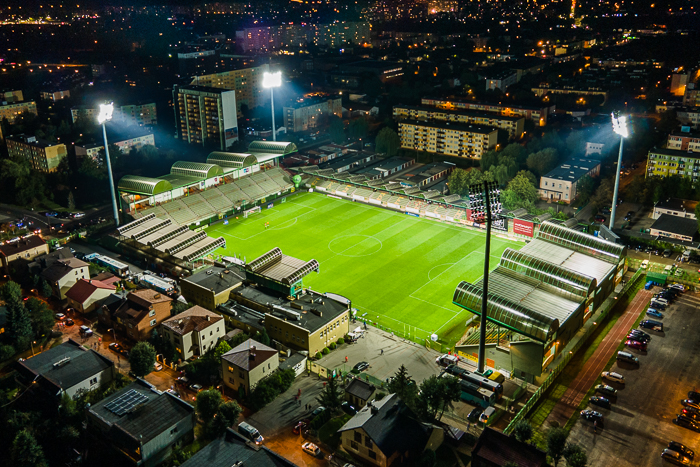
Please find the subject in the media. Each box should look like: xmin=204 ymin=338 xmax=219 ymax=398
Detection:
xmin=115 ymin=143 xmax=626 ymax=380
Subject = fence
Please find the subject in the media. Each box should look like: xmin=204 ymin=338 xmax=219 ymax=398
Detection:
xmin=503 ymin=268 xmax=645 ymax=434
xmin=306 ymin=359 xmax=387 ymax=389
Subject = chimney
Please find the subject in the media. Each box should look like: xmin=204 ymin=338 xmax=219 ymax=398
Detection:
xmin=249 ymin=345 xmax=257 ymax=360
xmin=206 ymin=315 xmax=210 ymax=321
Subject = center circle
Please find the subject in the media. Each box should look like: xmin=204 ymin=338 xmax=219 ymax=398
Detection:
xmin=328 ymin=235 xmax=382 ymax=257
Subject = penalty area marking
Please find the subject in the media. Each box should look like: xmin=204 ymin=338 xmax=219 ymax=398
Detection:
xmin=428 ymin=263 xmax=456 ymax=281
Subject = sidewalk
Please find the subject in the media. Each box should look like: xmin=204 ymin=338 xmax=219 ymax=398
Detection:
xmin=545 ymin=289 xmax=652 ymax=427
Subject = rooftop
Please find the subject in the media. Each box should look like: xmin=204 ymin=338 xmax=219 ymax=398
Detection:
xmin=394 ymin=104 xmax=523 ymax=122
xmin=65 ymin=279 xmax=116 ymax=304
xmin=542 ymin=158 xmax=600 ymax=182
xmin=6 ymin=133 xmax=65 ymax=149
xmin=246 ymin=247 xmax=319 ymax=285
xmin=222 ymin=338 xmax=277 ymax=371
xmin=398 ymin=119 xmax=499 ymax=135
xmin=0 ymin=235 xmax=46 ymax=257
xmin=650 ymin=214 xmax=698 ymax=238
xmin=176 ymin=84 xmax=236 ymax=95
xmin=654 ymin=198 xmax=699 ymax=213
xmin=162 ymin=305 xmax=224 ymax=336
xmin=284 ymin=94 xmax=341 ymax=109
xmin=345 ymin=378 xmax=376 ymax=401
xmin=41 ymin=257 xmax=89 ymax=283
xmin=183 ymin=266 xmax=245 ymax=294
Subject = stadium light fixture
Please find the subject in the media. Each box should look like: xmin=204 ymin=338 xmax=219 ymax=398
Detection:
xmin=468 ymin=180 xmax=502 ymax=375
xmin=98 ymin=102 xmax=120 ymax=227
xmin=609 ymin=112 xmax=629 ymax=230
xmin=263 ymin=71 xmax=282 ymax=141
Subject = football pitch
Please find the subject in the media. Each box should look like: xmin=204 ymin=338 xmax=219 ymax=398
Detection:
xmin=208 ymin=192 xmax=524 ymax=346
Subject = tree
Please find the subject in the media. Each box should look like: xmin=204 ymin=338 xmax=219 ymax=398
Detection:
xmin=416 ymin=449 xmax=436 ymax=467
xmin=212 ymin=340 xmax=232 ymax=361
xmin=513 ymin=419 xmax=533 ymax=443
xmin=171 ymin=300 xmax=193 ymax=316
xmin=348 ymin=117 xmax=369 ymax=141
xmin=375 ymin=127 xmax=401 ymax=156
xmin=564 ymin=443 xmax=588 ymax=467
xmin=329 ymin=116 xmax=346 ymax=144
xmin=196 ymin=388 xmax=222 ymax=425
xmin=527 ymin=148 xmax=559 ymax=176
xmin=0 ymin=281 xmax=22 ymax=305
xmin=387 ymin=365 xmax=418 ymax=405
xmin=40 ymin=279 xmax=52 ymax=298
xmin=546 ymin=427 xmax=569 ymax=467
xmin=502 ymin=172 xmax=539 ymax=211
xmin=11 ymin=429 xmax=47 ymax=467
xmin=258 ymin=328 xmax=271 ymax=346
xmin=317 ymin=375 xmax=343 ymax=411
xmin=67 ymin=191 xmax=75 ymax=211
xmin=9 ymin=303 xmax=32 ymax=351
xmin=25 ymin=297 xmax=55 ymax=339
xmin=210 ymin=400 xmax=243 ymax=436
xmin=415 ymin=375 xmax=461 ymax=421
xmin=129 ymin=341 xmax=157 ymax=377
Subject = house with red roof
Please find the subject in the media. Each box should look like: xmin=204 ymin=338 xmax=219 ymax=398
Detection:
xmin=65 ymin=279 xmax=117 ymax=314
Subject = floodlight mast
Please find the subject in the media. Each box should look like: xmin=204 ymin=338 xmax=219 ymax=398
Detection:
xmin=609 ymin=112 xmax=628 ymax=230
xmin=263 ymin=71 xmax=282 ymax=142
xmin=98 ymin=102 xmax=120 ymax=227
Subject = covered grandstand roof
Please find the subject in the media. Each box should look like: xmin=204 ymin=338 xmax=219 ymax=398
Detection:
xmin=206 ymin=152 xmax=257 ymax=169
xmin=247 ymin=141 xmax=297 ymax=163
xmin=170 ymin=161 xmax=224 ymax=179
xmin=118 ymin=175 xmax=173 ymax=196
xmin=246 ymin=247 xmax=319 ymax=284
xmin=537 ymin=221 xmax=626 ymax=264
xmin=453 ymin=281 xmax=559 ymax=343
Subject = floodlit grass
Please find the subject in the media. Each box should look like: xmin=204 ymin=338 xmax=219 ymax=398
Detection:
xmin=208 ymin=192 xmax=523 ymax=346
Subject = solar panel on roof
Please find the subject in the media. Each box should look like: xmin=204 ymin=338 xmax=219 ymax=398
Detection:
xmin=105 ymin=389 xmax=149 ymax=416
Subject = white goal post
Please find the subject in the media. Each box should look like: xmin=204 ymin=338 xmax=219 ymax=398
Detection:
xmin=243 ymin=206 xmax=261 ymax=218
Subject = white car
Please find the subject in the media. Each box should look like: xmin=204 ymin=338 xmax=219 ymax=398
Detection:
xmin=154 ymin=362 xmax=163 ymax=371
xmin=669 ymin=284 xmax=685 ymax=292
xmin=602 ymin=371 xmax=625 ymax=384
xmin=302 ymin=442 xmax=321 ymax=457
xmin=641 ymin=259 xmax=649 ymax=269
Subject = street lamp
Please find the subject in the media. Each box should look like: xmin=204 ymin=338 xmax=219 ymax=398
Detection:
xmin=97 ymin=102 xmax=120 ymax=227
xmin=108 ymin=328 xmax=116 ymax=341
xmin=262 ymin=71 xmax=282 ymax=141
xmin=609 ymin=112 xmax=629 ymax=230
xmin=31 ymin=341 xmax=36 ymax=356
xmin=468 ymin=181 xmax=502 ymax=374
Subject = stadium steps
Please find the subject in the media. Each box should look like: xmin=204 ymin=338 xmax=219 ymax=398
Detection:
xmin=370 ymin=191 xmax=383 ymax=200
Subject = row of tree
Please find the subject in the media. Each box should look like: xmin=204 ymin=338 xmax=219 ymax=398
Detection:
xmin=0 ymin=281 xmax=55 ymax=359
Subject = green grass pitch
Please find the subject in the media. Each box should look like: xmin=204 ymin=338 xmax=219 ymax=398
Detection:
xmin=207 ymin=192 xmax=524 ymax=346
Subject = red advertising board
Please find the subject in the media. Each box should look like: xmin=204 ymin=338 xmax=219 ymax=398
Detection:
xmin=513 ymin=219 xmax=534 ymax=237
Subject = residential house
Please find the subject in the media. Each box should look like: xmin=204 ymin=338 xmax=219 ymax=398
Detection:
xmin=161 ymin=305 xmax=225 ymax=363
xmin=18 ymin=339 xmax=116 ymax=399
xmin=471 ymin=427 xmax=547 ymax=467
xmin=40 ymin=257 xmax=90 ymax=299
xmin=180 ymin=266 xmax=245 ymax=311
xmin=0 ymin=235 xmax=49 ymax=276
xmin=338 ymin=394 xmax=444 ymax=467
xmin=649 ymin=214 xmax=698 ymax=242
xmin=65 ymin=279 xmax=117 ymax=314
xmin=652 ymin=198 xmax=698 ymax=220
xmin=222 ymin=338 xmax=278 ymax=396
xmin=180 ymin=428 xmax=297 ymax=467
xmin=345 ymin=378 xmax=377 ymax=410
xmin=113 ymin=289 xmax=173 ymax=341
xmin=539 ymin=158 xmax=601 ymax=204
xmin=86 ymin=378 xmax=196 ymax=467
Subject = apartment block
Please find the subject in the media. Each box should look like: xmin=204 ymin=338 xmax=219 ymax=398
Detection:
xmin=41 ymin=90 xmax=71 ymax=102
xmin=667 ymin=131 xmax=700 ymax=152
xmin=398 ymin=120 xmax=498 ymax=159
xmin=70 ymin=103 xmax=157 ymax=127
xmin=421 ymin=97 xmax=551 ymax=126
xmin=173 ymin=85 xmax=238 ymax=150
xmin=75 ymin=131 xmax=156 ymax=160
xmin=0 ymin=101 xmax=37 ymax=122
xmin=683 ymin=85 xmax=700 ymax=108
xmin=646 ymin=147 xmax=700 ymax=182
xmin=235 ymin=27 xmax=275 ymax=52
xmin=539 ymin=158 xmax=601 ymax=204
xmin=313 ymin=21 xmax=370 ymax=48
xmin=6 ymin=134 xmax=68 ymax=172
xmin=189 ymin=64 xmax=270 ymax=111
xmin=531 ymin=85 xmax=609 ymax=104
xmin=393 ymin=105 xmax=524 ymax=139
xmin=0 ymin=89 xmax=23 ymax=103
xmin=284 ymin=95 xmax=342 ymax=133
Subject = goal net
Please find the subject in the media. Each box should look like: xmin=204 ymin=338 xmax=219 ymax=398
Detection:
xmin=243 ymin=206 xmax=261 ymax=218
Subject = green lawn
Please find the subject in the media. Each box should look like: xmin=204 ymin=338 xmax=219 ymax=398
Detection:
xmin=208 ymin=192 xmax=523 ymax=346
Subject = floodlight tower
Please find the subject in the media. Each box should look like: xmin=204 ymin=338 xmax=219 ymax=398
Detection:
xmin=262 ymin=71 xmax=282 ymax=141
xmin=609 ymin=112 xmax=629 ymax=230
xmin=468 ymin=181 xmax=502 ymax=374
xmin=98 ymin=102 xmax=120 ymax=227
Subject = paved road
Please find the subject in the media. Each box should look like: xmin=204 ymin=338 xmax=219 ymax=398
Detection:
xmin=570 ymin=290 xmax=700 ymax=466
xmin=546 ymin=289 xmax=652 ymax=427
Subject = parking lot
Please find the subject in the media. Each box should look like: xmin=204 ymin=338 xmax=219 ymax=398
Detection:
xmin=570 ymin=288 xmax=700 ymax=466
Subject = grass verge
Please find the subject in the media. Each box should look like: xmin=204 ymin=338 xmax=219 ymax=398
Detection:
xmin=318 ymin=414 xmax=352 ymax=450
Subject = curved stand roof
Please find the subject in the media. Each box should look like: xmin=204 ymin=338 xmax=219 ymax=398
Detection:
xmin=281 ymin=259 xmax=320 ymax=285
xmin=170 ymin=161 xmax=224 ymax=179
xmin=118 ymin=175 xmax=173 ymax=196
xmin=453 ymin=281 xmax=559 ymax=343
xmin=206 ymin=152 xmax=257 ymax=168
xmin=246 ymin=247 xmax=283 ymax=273
xmin=248 ymin=141 xmax=298 ymax=164
xmin=538 ymin=221 xmax=626 ymax=264
xmin=499 ymin=248 xmax=597 ymax=299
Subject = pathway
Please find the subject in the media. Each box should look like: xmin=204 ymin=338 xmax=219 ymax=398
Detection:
xmin=545 ymin=289 xmax=652 ymax=427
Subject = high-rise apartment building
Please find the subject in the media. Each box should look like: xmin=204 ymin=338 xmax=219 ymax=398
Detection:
xmin=235 ymin=27 xmax=274 ymax=52
xmin=313 ymin=22 xmax=370 ymax=48
xmin=6 ymin=134 xmax=68 ymax=173
xmin=398 ymin=120 xmax=498 ymax=159
xmin=646 ymin=147 xmax=700 ymax=182
xmin=0 ymin=101 xmax=37 ymax=123
xmin=189 ymin=64 xmax=270 ymax=111
xmin=283 ymin=95 xmax=342 ymax=133
xmin=70 ymin=103 xmax=157 ymax=127
xmin=421 ymin=98 xmax=551 ymax=126
xmin=393 ymin=105 xmax=524 ymax=139
xmin=173 ymin=85 xmax=238 ymax=150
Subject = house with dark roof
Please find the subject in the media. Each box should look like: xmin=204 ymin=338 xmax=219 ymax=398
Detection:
xmin=40 ymin=256 xmax=90 ymax=299
xmin=650 ymin=213 xmax=698 ymax=242
xmin=113 ymin=289 xmax=173 ymax=341
xmin=0 ymin=235 xmax=49 ymax=276
xmin=338 ymin=394 xmax=444 ymax=467
xmin=539 ymin=158 xmax=601 ymax=204
xmin=652 ymin=198 xmax=699 ymax=220
xmin=180 ymin=266 xmax=245 ymax=311
xmin=181 ymin=428 xmax=298 ymax=467
xmin=86 ymin=378 xmax=196 ymax=467
xmin=345 ymin=378 xmax=376 ymax=409
xmin=161 ymin=305 xmax=225 ymax=362
xmin=222 ymin=338 xmax=278 ymax=396
xmin=471 ymin=427 xmax=547 ymax=467
xmin=17 ymin=339 xmax=116 ymax=399
xmin=66 ymin=278 xmax=117 ymax=314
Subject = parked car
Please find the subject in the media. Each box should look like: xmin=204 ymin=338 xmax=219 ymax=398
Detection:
xmin=166 ymin=389 xmax=180 ymax=398
xmin=661 ymin=448 xmax=691 ymax=465
xmin=663 ymin=249 xmax=673 ymax=258
xmin=595 ymin=384 xmax=618 ymax=397
xmin=311 ymin=406 xmax=326 ymax=418
xmin=627 ymin=332 xmax=650 ymax=344
xmin=293 ymin=421 xmax=307 ymax=434
xmin=44 ymin=211 xmax=58 ymax=217
xmin=65 ymin=318 xmax=74 ymax=326
xmin=594 ymin=215 xmax=606 ymax=223
xmin=302 ymin=442 xmax=322 ymax=457
xmin=669 ymin=284 xmax=685 ymax=292
xmin=629 ymin=329 xmax=651 ymax=341
xmin=668 ymin=441 xmax=694 ymax=459
xmin=341 ymin=402 xmax=357 ymax=415
xmin=602 ymin=371 xmax=625 ymax=384
xmin=589 ymin=396 xmax=611 ymax=409
xmin=467 ymin=407 xmax=483 ymax=422
xmin=673 ymin=415 xmax=700 ymax=432
xmin=189 ymin=383 xmax=203 ymax=392
xmin=689 ymin=391 xmax=700 ymax=402
xmin=640 ymin=319 xmax=663 ymax=331
xmin=625 ymin=339 xmax=647 ymax=351
xmin=79 ymin=325 xmax=93 ymax=337
xmin=682 ymin=406 xmax=700 ymax=417
xmin=153 ymin=362 xmax=163 ymax=371
xmin=641 ymin=259 xmax=649 ymax=269
xmin=70 ymin=212 xmax=85 ymax=218
xmin=681 ymin=400 xmax=700 ymax=410
xmin=646 ymin=308 xmax=663 ymax=319
xmin=353 ymin=361 xmax=370 ymax=372
xmin=55 ymin=313 xmax=65 ymax=320
xmin=580 ymin=410 xmax=604 ymax=424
